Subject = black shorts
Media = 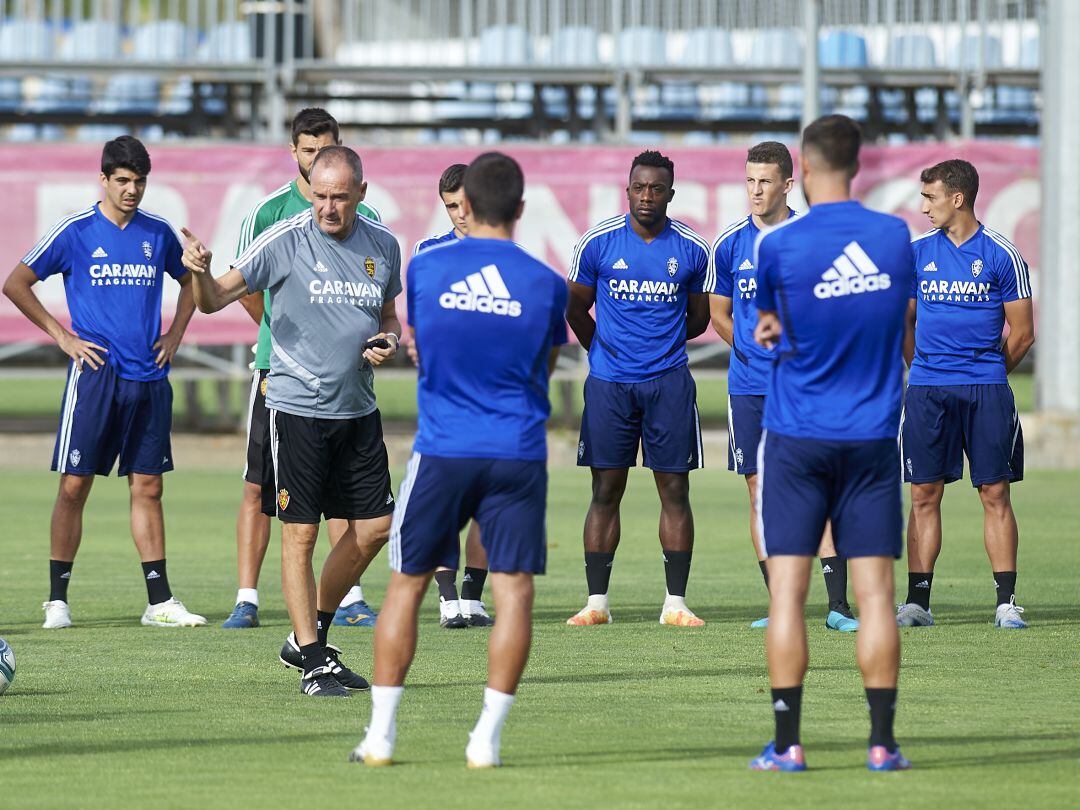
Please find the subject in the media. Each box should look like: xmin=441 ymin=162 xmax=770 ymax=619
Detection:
xmin=243 ymin=369 xmax=269 ymax=485
xmin=262 ymin=408 xmax=394 ymax=524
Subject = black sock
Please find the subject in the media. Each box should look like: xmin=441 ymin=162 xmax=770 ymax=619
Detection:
xmin=49 ymin=559 xmax=73 ymax=603
xmin=434 ymin=569 xmax=458 ymax=602
xmin=141 ymin=559 xmax=172 ymax=604
xmin=906 ymin=572 xmax=934 ymax=610
xmin=663 ymin=550 xmax=693 ymax=598
xmin=993 ymin=571 xmax=1017 ymax=607
xmin=460 ymin=567 xmax=488 ymax=601
xmin=820 ymin=556 xmax=850 ymax=612
xmin=299 ymin=642 xmax=326 ymax=675
xmin=316 ymin=611 xmax=336 ymax=647
xmin=584 ymin=552 xmax=615 ymax=596
xmin=866 ymin=687 xmax=898 ymax=752
xmin=771 ymin=686 xmax=803 ymax=754
xmin=758 ymin=560 xmax=769 ymax=591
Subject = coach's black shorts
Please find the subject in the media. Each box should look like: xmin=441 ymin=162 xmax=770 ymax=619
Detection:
xmin=262 ymin=408 xmax=394 ymax=524
xmin=243 ymin=369 xmax=269 ymax=485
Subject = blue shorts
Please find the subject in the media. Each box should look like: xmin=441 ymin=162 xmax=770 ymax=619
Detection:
xmin=52 ymin=361 xmax=174 ymax=477
xmin=727 ymin=394 xmax=765 ymax=475
xmin=389 ymin=454 xmax=547 ymax=575
xmin=758 ymin=431 xmax=902 ymax=559
xmin=578 ymin=365 xmax=703 ymax=473
xmin=902 ymin=384 xmax=1023 ymax=487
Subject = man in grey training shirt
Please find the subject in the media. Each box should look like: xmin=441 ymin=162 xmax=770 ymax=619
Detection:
xmin=182 ymin=146 xmax=401 ymax=698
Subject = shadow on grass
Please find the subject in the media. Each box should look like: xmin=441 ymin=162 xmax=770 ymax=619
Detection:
xmin=0 ymin=731 xmax=333 ymax=760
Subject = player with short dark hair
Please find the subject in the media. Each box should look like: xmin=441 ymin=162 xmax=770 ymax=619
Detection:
xmin=708 ymin=141 xmax=858 ymax=632
xmin=182 ymin=146 xmax=401 ymax=697
xmin=749 ymin=115 xmax=913 ymax=772
xmin=897 ymin=158 xmax=1034 ymax=629
xmin=222 ymin=108 xmax=382 ymax=630
xmin=565 ymin=149 xmax=711 ymax=628
xmin=3 ymin=135 xmax=204 ymax=629
xmin=411 ymin=163 xmax=493 ymax=629
xmin=352 ymin=151 xmax=566 ymax=768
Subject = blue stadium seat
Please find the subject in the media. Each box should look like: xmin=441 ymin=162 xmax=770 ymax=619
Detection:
xmin=477 ymin=25 xmax=531 ymax=65
xmin=0 ymin=19 xmax=54 ymax=111
xmin=882 ymin=33 xmax=939 ymax=124
xmin=990 ymin=33 xmax=1038 ymax=126
xmin=615 ymin=26 xmax=666 ymax=67
xmin=198 ymin=22 xmax=253 ymax=62
xmin=955 ymin=34 xmax=1003 ymax=70
xmin=32 ymin=21 xmax=125 ymax=113
xmin=748 ymin=28 xmax=803 ymax=121
xmin=819 ymin=30 xmax=869 ymax=118
xmin=685 ymin=28 xmax=751 ymax=121
xmin=543 ymin=26 xmax=600 ymax=121
xmin=97 ymin=21 xmax=192 ymax=114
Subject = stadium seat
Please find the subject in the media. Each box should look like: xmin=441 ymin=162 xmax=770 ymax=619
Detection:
xmin=97 ymin=21 xmax=192 ymax=114
xmin=0 ymin=19 xmax=54 ymax=111
xmin=684 ymin=28 xmax=751 ymax=121
xmin=32 ymin=21 xmax=125 ymax=113
xmin=476 ymin=25 xmax=531 ymax=65
xmin=615 ymin=26 xmax=666 ymax=67
xmin=819 ymin=30 xmax=869 ymax=118
xmin=748 ymin=28 xmax=803 ymax=122
xmin=198 ymin=22 xmax=253 ymax=62
xmin=882 ymin=33 xmax=939 ymax=125
xmin=543 ymin=26 xmax=600 ymax=122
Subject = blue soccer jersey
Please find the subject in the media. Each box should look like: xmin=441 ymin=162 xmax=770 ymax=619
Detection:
xmin=22 ymin=203 xmax=187 ymax=381
xmin=568 ymin=214 xmax=710 ymax=383
xmin=708 ymin=210 xmax=797 ymax=395
xmin=413 ymin=228 xmax=459 ymax=255
xmin=755 ymin=200 xmax=914 ymax=441
xmin=908 ymin=225 xmax=1031 ymax=386
xmin=407 ymin=237 xmax=568 ymax=461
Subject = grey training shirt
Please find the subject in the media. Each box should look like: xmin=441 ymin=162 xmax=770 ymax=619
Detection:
xmin=234 ymin=209 xmax=402 ymax=419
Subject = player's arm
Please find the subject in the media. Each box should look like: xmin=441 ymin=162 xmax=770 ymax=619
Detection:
xmin=154 ymin=272 xmax=195 ymax=368
xmin=1002 ymin=298 xmax=1035 ymax=373
xmin=752 ymin=233 xmax=781 ymax=350
xmin=903 ymin=299 xmax=917 ymax=367
xmin=686 ymin=293 xmax=710 ymax=340
xmin=181 ymin=228 xmax=250 ymax=314
xmin=2 ymin=263 xmax=107 ymax=369
xmin=565 ymin=281 xmax=596 ymax=350
xmin=237 ymin=291 xmax=264 ymax=326
xmin=709 ymin=295 xmax=735 ymax=345
xmin=365 ymin=299 xmax=402 ymax=367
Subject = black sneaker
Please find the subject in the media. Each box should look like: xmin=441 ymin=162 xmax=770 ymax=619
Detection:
xmin=279 ymin=632 xmax=304 ymax=671
xmin=301 ymin=666 xmax=349 ymax=698
xmin=467 ymin=613 xmax=495 ymax=627
xmin=324 ymin=647 xmax=370 ymax=691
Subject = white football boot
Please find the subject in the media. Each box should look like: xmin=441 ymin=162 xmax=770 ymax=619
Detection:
xmin=895 ymin=603 xmax=934 ymax=627
xmin=42 ymin=600 xmax=73 ymax=629
xmin=465 ymin=731 xmax=501 ymax=769
xmin=141 ymin=597 xmax=207 ymax=627
xmin=350 ymin=728 xmax=394 ymax=767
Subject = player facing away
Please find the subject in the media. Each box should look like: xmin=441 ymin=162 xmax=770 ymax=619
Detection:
xmin=2 ymin=136 xmax=205 ymax=628
xmin=898 ymin=159 xmax=1035 ymax=630
xmin=183 ymin=147 xmax=401 ymax=697
xmin=223 ymin=108 xmax=381 ymax=630
xmin=352 ymin=152 xmax=567 ymax=768
xmin=748 ymin=116 xmax=913 ymax=772
xmin=411 ymin=163 xmax=494 ymax=630
xmin=708 ymin=141 xmax=858 ymax=633
xmin=565 ymin=150 xmax=711 ymax=628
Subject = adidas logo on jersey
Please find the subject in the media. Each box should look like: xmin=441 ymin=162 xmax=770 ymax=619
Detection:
xmin=439 ymin=264 xmax=521 ymax=317
xmin=91 ymin=246 xmax=108 ymax=259
xmin=814 ymin=241 xmax=891 ymax=299
xmin=922 ymin=261 xmax=939 ymax=273
xmin=739 ymin=259 xmax=754 ymax=271
xmin=313 ymin=260 xmax=329 ymax=273
xmin=612 ymin=258 xmax=628 ymax=270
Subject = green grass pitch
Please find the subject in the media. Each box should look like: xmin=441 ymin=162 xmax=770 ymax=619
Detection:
xmin=0 ymin=465 xmax=1077 ymax=808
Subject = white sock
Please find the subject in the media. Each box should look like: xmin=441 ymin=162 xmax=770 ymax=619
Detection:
xmin=237 ymin=588 xmax=259 ymax=607
xmin=339 ymin=584 xmax=363 ymax=609
xmin=367 ymin=685 xmax=403 ymax=744
xmin=585 ymin=594 xmax=609 ymax=612
xmin=471 ymin=688 xmax=515 ymax=749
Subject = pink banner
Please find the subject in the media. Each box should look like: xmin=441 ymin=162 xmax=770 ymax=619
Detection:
xmin=0 ymin=143 xmax=1039 ymax=346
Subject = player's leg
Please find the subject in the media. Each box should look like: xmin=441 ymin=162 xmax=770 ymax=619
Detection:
xmin=640 ymin=366 xmax=703 ymax=626
xmin=898 ymin=386 xmax=959 ymax=626
xmin=749 ymin=431 xmax=827 ymax=772
xmin=729 ymin=394 xmax=770 ymax=626
xmin=118 ymin=377 xmax=204 ymax=627
xmin=819 ymin=524 xmax=858 ymax=632
xmin=326 ymin=517 xmax=379 ymax=628
xmin=654 ymin=471 xmax=703 ymax=626
xmin=354 ymin=452 xmax=469 ymax=764
xmin=567 ymin=467 xmax=628 ymax=625
xmin=43 ymin=360 xmax=113 ymax=628
xmin=225 ymin=369 xmax=270 ymax=628
xmin=433 ymin=564 xmax=465 ymax=628
xmin=967 ymin=384 xmax=1026 ymax=628
xmin=744 ymin=473 xmax=771 ymax=627
xmin=569 ymin=374 xmax=640 ymax=625
xmin=460 ymin=522 xmax=493 ymax=626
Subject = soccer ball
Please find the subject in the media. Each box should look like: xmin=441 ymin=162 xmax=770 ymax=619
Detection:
xmin=0 ymin=638 xmax=15 ymax=695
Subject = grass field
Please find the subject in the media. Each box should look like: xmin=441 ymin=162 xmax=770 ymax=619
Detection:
xmin=0 ymin=465 xmax=1077 ymax=809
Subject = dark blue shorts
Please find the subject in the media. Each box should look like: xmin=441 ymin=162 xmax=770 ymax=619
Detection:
xmin=578 ymin=365 xmax=703 ymax=473
xmin=758 ymin=431 xmax=902 ymax=559
xmin=51 ymin=361 xmax=174 ymax=477
xmin=902 ymin=384 xmax=1023 ymax=487
xmin=727 ymin=394 xmax=765 ymax=475
xmin=389 ymin=454 xmax=547 ymax=575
